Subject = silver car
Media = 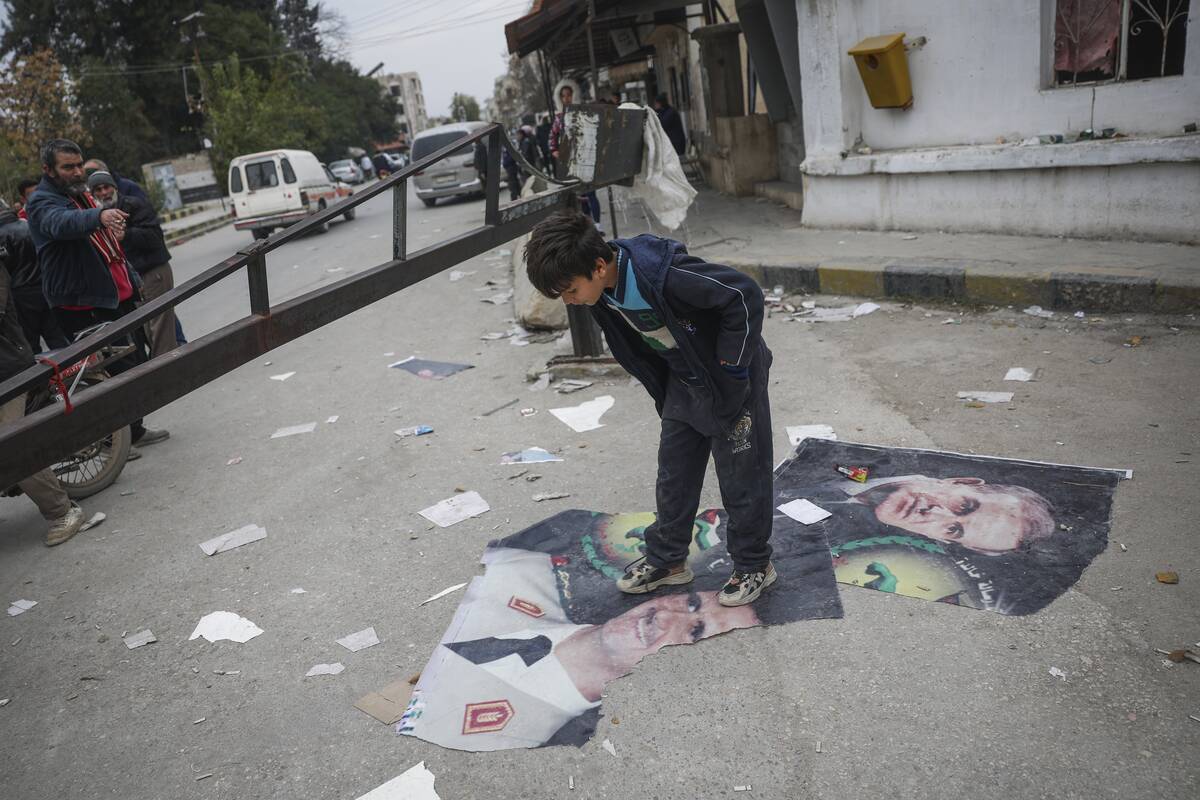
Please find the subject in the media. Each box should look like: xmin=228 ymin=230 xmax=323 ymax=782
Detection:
xmin=328 ymin=159 xmax=364 ymax=184
xmin=411 ymin=122 xmax=495 ymax=208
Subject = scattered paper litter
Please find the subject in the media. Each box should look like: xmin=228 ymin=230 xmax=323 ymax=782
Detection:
xmin=734 ymin=787 xmax=753 ymax=793
xmin=1074 ymin=310 xmax=1086 ymax=318
xmin=499 ymin=447 xmax=562 ymax=465
xmin=778 ymin=498 xmax=832 ymax=525
xmin=419 ymin=491 xmax=490 ymax=527
xmin=271 ymin=422 xmax=317 ymax=439
xmin=956 ymin=391 xmax=1014 ymax=403
xmin=189 ymin=611 xmax=263 ymax=644
xmin=199 ymin=524 xmax=266 ymax=556
xmin=337 ymin=627 xmax=381 ymax=652
xmin=529 ymin=373 xmax=551 ymax=391
xmin=1023 ymin=305 xmax=1055 ymax=319
xmin=123 ymin=629 xmax=157 ymax=649
xmin=800 ymin=300 xmax=816 ymax=309
xmin=269 ymin=372 xmax=296 ymax=381
xmin=1049 ymin=666 xmax=1067 ymax=681
xmin=326 ymin=415 xmax=339 ymax=424
xmin=480 ymin=332 xmax=510 ymax=340
xmin=555 ymin=379 xmax=593 ymax=394
xmin=225 ymin=456 xmax=242 ymax=466
xmin=786 ymin=425 xmax=837 ymax=445
xmin=520 ymin=407 xmax=537 ymax=417
xmin=448 ymin=270 xmax=475 ymax=282
xmin=290 ymin=588 xmax=307 ymax=594
xmin=389 ymin=357 xmax=473 ymax=380
xmin=1004 ymin=367 xmax=1036 ymax=382
xmin=795 ymin=304 xmax=876 ymax=322
xmin=419 ymin=583 xmax=468 ymax=606
xmin=6 ymin=599 xmax=37 ymax=617
xmin=395 ymin=425 xmax=434 ymax=438
xmin=533 ymin=492 xmax=571 ymax=502
xmin=550 ymin=395 xmax=614 ymax=432
xmin=355 ymin=761 xmax=441 ymax=800
xmin=481 ymin=290 xmax=514 ymax=305
xmin=79 ymin=511 xmax=106 ymax=532
xmin=0 ymin=698 xmax=9 ymax=707
xmin=305 ymin=662 xmax=346 ymax=677
xmin=852 ymin=302 xmax=880 ymax=317
xmin=601 ymin=739 xmax=618 ymax=757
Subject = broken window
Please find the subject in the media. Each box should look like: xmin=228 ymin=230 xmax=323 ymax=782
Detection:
xmin=1054 ymin=0 xmax=1190 ymax=86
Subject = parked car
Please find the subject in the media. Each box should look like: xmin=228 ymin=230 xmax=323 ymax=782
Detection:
xmin=328 ymin=158 xmax=365 ymax=184
xmin=411 ymin=121 xmax=502 ymax=208
xmin=228 ymin=149 xmax=353 ymax=240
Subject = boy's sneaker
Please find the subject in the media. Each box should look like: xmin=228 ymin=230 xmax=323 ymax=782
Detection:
xmin=719 ymin=562 xmax=778 ymax=606
xmin=45 ymin=502 xmax=85 ymax=547
xmin=617 ymin=560 xmax=694 ymax=594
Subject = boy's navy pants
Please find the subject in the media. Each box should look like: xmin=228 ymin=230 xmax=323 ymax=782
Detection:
xmin=644 ymin=376 xmax=774 ymax=573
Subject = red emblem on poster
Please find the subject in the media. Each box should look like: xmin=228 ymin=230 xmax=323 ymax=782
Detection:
xmin=507 ymin=596 xmax=545 ymax=618
xmin=463 ymin=700 xmax=515 ymax=734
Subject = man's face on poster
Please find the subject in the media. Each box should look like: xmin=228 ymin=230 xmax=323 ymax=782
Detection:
xmin=861 ymin=476 xmax=1035 ymax=554
xmin=596 ymin=591 xmax=754 ymax=671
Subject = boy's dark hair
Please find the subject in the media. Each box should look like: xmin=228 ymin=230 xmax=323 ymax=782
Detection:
xmin=524 ymin=210 xmax=610 ymax=298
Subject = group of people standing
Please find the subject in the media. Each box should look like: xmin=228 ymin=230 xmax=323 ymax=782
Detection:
xmin=1 ymin=138 xmax=181 ymax=547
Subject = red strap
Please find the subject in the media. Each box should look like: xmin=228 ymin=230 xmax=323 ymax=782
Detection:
xmin=35 ymin=356 xmax=73 ymax=414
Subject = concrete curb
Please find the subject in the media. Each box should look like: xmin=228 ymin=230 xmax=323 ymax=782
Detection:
xmin=724 ymin=257 xmax=1200 ymax=313
xmin=164 ymin=214 xmax=233 ymax=247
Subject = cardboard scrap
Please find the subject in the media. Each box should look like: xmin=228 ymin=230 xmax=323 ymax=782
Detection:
xmin=354 ymin=674 xmax=421 ymax=725
xmin=355 ymin=761 xmax=440 ymax=800
xmin=6 ymin=599 xmax=37 ymax=617
xmin=1004 ymin=367 xmax=1036 ymax=382
xmin=123 ymin=629 xmax=157 ymax=649
xmin=778 ymin=498 xmax=832 ymax=525
xmin=419 ymin=491 xmax=490 ymax=527
xmin=199 ymin=524 xmax=266 ymax=556
xmin=337 ymin=627 xmax=381 ymax=652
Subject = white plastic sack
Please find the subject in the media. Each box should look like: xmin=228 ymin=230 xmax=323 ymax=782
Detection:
xmin=619 ymin=102 xmax=696 ymax=231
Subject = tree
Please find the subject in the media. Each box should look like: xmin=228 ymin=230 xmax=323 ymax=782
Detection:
xmin=449 ymin=93 xmax=481 ymax=122
xmin=74 ymin=56 xmax=160 ymax=181
xmin=0 ymin=49 xmax=85 ymax=201
xmin=307 ymin=58 xmax=399 ymax=161
xmin=197 ymin=55 xmax=322 ymax=191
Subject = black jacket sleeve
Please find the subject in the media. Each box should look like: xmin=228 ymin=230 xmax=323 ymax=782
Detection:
xmin=119 ymin=196 xmax=170 ymax=273
xmin=663 ymin=256 xmax=764 ymax=370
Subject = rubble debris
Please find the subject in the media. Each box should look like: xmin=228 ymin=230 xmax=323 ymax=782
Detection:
xmin=188 ymin=611 xmax=264 ymax=644
xmin=326 ymin=416 xmax=339 ymax=424
xmin=956 ymin=391 xmax=1014 ymax=404
xmin=337 ymin=627 xmax=382 ymax=652
xmin=79 ymin=512 xmax=106 ymax=532
xmin=123 ymin=629 xmax=157 ymax=649
xmin=6 ymin=599 xmax=36 ymax=617
xmin=271 ymin=422 xmax=317 ymax=439
xmin=1156 ymin=571 xmax=1179 ymax=584
xmin=555 ymin=379 xmax=594 ymax=394
xmin=500 ymin=448 xmax=562 ymax=465
xmin=226 ymin=456 xmax=243 ymax=466
xmin=529 ymin=373 xmax=551 ymax=392
xmin=1004 ymin=367 xmax=1036 ymax=382
xmin=1049 ymin=667 xmax=1067 ymax=680
xmin=1022 ymin=305 xmax=1054 ymax=319
xmin=269 ymin=372 xmax=296 ymax=381
xmin=394 ymin=425 xmax=435 ymax=438
xmin=305 ymin=663 xmax=346 ymax=677
xmin=520 ymin=407 xmax=537 ymax=417
xmin=601 ymin=739 xmax=617 ymax=757
xmin=532 ymin=492 xmax=571 ymax=502
xmin=419 ymin=491 xmax=490 ymax=527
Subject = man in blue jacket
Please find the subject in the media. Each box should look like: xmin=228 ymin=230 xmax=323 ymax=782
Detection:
xmin=25 ymin=139 xmax=168 ymax=447
xmin=524 ymin=211 xmax=776 ymax=606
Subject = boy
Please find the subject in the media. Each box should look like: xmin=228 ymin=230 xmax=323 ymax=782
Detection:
xmin=525 ymin=211 xmax=776 ymax=606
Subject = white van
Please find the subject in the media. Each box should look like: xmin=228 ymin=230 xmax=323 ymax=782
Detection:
xmin=228 ymin=149 xmax=354 ymax=239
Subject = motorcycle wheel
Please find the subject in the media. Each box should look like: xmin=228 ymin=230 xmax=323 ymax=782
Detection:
xmin=55 ymin=425 xmax=133 ymax=500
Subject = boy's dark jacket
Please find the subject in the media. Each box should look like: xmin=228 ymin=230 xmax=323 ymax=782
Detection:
xmin=25 ymin=176 xmax=115 ymax=309
xmin=592 ymin=235 xmax=771 ymax=434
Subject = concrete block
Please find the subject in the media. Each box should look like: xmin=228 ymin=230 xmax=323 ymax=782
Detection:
xmin=883 ymin=263 xmax=966 ymax=301
xmin=817 ymin=263 xmax=885 ymax=297
xmin=1050 ymin=271 xmax=1155 ymax=311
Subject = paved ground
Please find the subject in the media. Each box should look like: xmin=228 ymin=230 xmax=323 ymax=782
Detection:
xmin=1 ymin=185 xmax=1197 ymax=799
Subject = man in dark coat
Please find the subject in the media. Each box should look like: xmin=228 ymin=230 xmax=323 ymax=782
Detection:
xmin=654 ymin=93 xmax=687 ymax=156
xmin=83 ymin=158 xmax=149 ymax=203
xmin=0 ymin=200 xmax=67 ymax=352
xmin=25 ymin=139 xmax=168 ymax=447
xmin=1 ymin=232 xmax=87 ymax=546
xmin=88 ymin=170 xmax=178 ymax=358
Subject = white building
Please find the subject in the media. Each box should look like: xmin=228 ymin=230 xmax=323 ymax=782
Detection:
xmin=377 ymin=72 xmax=429 ymax=141
xmin=790 ymin=0 xmax=1199 ymax=242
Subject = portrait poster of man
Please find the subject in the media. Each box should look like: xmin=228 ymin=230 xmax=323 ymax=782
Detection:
xmin=399 ymin=507 xmax=843 ymax=752
xmin=775 ymin=438 xmax=1129 ymax=616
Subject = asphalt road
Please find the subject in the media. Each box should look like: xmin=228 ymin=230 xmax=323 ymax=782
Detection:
xmin=1 ymin=183 xmax=1197 ymax=799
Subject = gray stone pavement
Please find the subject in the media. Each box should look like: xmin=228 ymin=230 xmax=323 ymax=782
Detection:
xmin=0 ymin=185 xmax=1197 ymax=799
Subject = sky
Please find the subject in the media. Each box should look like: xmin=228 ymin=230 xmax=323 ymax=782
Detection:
xmin=0 ymin=0 xmax=531 ymax=119
xmin=327 ymin=0 xmax=530 ymax=117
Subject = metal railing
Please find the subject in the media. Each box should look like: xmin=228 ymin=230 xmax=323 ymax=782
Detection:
xmin=0 ymin=116 xmax=639 ymax=489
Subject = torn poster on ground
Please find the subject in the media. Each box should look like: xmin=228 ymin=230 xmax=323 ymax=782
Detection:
xmin=549 ymin=395 xmax=614 ymax=432
xmin=399 ymin=507 xmax=842 ymax=751
xmin=390 ymin=357 xmax=474 ymax=380
xmin=774 ymin=438 xmax=1128 ymax=615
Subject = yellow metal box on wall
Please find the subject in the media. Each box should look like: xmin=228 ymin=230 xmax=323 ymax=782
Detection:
xmin=848 ymin=33 xmax=913 ymax=109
